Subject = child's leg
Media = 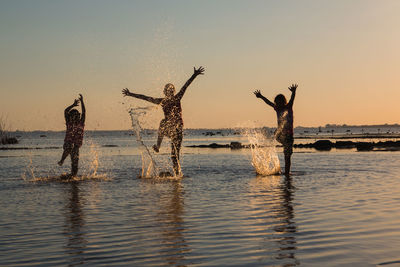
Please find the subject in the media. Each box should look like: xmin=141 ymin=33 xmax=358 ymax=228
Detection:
xmin=171 ymin=130 xmax=183 ymax=176
xmin=153 ymin=120 xmax=167 ymax=152
xmin=284 ymin=152 xmax=291 ymax=176
xmin=153 ymin=131 xmax=163 ymax=153
xmin=70 ymin=145 xmax=80 ymax=176
xmin=58 ymin=143 xmax=72 ymax=166
xmin=283 ymin=137 xmax=294 ymax=176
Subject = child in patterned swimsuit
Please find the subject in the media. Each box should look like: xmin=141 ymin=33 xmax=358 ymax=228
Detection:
xmin=58 ymin=94 xmax=86 ymax=177
xmin=122 ymin=66 xmax=205 ymax=176
xmin=254 ymin=84 xmax=297 ymax=176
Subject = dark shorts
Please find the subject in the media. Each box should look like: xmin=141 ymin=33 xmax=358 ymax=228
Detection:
xmin=63 ymin=142 xmax=79 ymax=151
xmin=63 ymin=142 xmax=73 ymax=151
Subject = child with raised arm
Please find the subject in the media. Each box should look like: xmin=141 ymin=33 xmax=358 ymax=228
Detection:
xmin=122 ymin=66 xmax=205 ymax=176
xmin=58 ymin=94 xmax=86 ymax=177
xmin=254 ymin=84 xmax=297 ymax=176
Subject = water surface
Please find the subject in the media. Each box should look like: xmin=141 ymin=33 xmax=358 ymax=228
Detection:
xmin=1 ymin=132 xmax=400 ymax=266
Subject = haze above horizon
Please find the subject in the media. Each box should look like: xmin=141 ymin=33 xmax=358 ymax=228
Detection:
xmin=1 ymin=1 xmax=400 ymax=131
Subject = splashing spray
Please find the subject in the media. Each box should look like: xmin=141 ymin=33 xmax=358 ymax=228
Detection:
xmin=83 ymin=140 xmax=101 ymax=178
xmin=129 ymin=107 xmax=159 ymax=178
xmin=22 ymin=154 xmax=36 ymax=181
xmin=22 ymin=139 xmax=109 ymax=182
xmin=244 ymin=127 xmax=281 ymax=176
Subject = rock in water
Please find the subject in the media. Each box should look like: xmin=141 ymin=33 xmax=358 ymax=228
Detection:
xmin=356 ymin=142 xmax=374 ymax=151
xmin=314 ymin=140 xmax=333 ymax=151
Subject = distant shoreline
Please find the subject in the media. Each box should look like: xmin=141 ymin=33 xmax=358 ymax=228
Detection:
xmin=186 ymin=139 xmax=400 ymax=152
xmin=6 ymin=123 xmax=400 ymax=133
xmin=296 ymin=133 xmax=400 ymax=139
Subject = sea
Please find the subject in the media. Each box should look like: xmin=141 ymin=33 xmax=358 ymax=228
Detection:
xmin=1 ymin=125 xmax=400 ymax=266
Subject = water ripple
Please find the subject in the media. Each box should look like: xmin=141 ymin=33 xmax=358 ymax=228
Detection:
xmin=1 ymin=152 xmax=400 ymax=266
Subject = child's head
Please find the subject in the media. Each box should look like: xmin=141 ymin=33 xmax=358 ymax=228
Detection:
xmin=274 ymin=94 xmax=287 ymax=108
xmin=164 ymin=83 xmax=175 ymax=97
xmin=69 ymin=109 xmax=81 ymax=123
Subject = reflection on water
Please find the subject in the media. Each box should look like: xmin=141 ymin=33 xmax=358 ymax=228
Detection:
xmin=153 ymin=180 xmax=190 ymax=266
xmin=274 ymin=177 xmax=298 ymax=266
xmin=160 ymin=181 xmax=189 ymax=265
xmin=249 ymin=175 xmax=299 ymax=266
xmin=3 ymin=149 xmax=400 ymax=266
xmin=63 ymin=182 xmax=87 ymax=266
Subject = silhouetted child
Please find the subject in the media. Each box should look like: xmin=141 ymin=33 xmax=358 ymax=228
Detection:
xmin=254 ymin=84 xmax=297 ymax=176
xmin=58 ymin=94 xmax=86 ymax=177
xmin=122 ymin=66 xmax=205 ymax=176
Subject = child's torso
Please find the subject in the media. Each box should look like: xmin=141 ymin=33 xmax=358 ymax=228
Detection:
xmin=274 ymin=105 xmax=294 ymax=135
xmin=65 ymin=122 xmax=85 ymax=145
xmin=161 ymin=97 xmax=183 ymax=123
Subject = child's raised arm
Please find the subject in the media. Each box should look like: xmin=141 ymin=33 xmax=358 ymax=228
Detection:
xmin=79 ymin=94 xmax=86 ymax=124
xmin=64 ymin=99 xmax=79 ymax=122
xmin=288 ymin=84 xmax=297 ymax=106
xmin=122 ymin=88 xmax=162 ymax=104
xmin=254 ymin=90 xmax=275 ymax=108
xmin=176 ymin=66 xmax=205 ymax=100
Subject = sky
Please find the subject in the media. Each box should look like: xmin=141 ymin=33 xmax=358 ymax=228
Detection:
xmin=1 ymin=0 xmax=400 ymax=131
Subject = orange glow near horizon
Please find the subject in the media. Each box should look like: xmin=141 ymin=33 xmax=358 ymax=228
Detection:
xmin=1 ymin=1 xmax=400 ymax=131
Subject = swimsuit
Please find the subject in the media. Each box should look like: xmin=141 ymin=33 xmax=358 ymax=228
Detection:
xmin=274 ymin=105 xmax=294 ymax=155
xmin=64 ymin=121 xmax=85 ymax=147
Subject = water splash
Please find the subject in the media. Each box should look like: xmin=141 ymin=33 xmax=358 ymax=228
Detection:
xmin=22 ymin=140 xmax=109 ymax=183
xmin=128 ymin=107 xmax=176 ymax=179
xmin=22 ymin=154 xmax=37 ymax=181
xmin=243 ymin=127 xmax=281 ymax=176
xmin=145 ymin=20 xmax=183 ymax=87
xmin=85 ymin=141 xmax=100 ymax=177
xmin=129 ymin=107 xmax=159 ymax=178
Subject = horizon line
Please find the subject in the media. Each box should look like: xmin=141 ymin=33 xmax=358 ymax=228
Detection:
xmin=6 ymin=123 xmax=400 ymax=132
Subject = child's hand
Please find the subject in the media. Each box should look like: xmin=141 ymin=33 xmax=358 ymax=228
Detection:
xmin=122 ymin=88 xmax=131 ymax=97
xmin=288 ymin=84 xmax=298 ymax=92
xmin=78 ymin=94 xmax=83 ymax=102
xmin=73 ymin=99 xmax=79 ymax=106
xmin=253 ymin=90 xmax=262 ymax=98
xmin=194 ymin=66 xmax=205 ymax=76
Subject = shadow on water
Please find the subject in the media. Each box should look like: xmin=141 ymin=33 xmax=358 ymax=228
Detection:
xmin=63 ymin=182 xmax=87 ymax=266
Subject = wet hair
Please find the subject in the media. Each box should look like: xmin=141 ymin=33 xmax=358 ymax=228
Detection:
xmin=274 ymin=94 xmax=287 ymax=107
xmin=69 ymin=109 xmax=81 ymax=122
xmin=164 ymin=83 xmax=175 ymax=97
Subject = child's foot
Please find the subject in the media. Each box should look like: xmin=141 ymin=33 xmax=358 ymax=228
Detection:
xmin=60 ymin=173 xmax=71 ymax=180
xmin=58 ymin=160 xmax=63 ymax=166
xmin=152 ymin=145 xmax=159 ymax=153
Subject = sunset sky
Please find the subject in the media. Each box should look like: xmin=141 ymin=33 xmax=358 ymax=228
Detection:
xmin=1 ymin=0 xmax=399 ymax=130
